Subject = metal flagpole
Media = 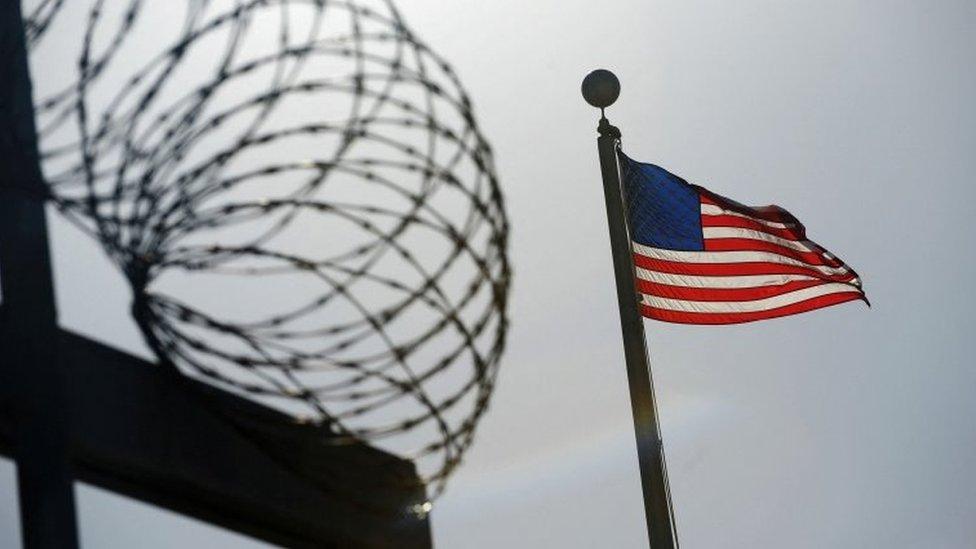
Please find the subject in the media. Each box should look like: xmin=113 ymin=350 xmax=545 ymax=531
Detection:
xmin=0 ymin=3 xmax=80 ymax=548
xmin=582 ymin=69 xmax=677 ymax=548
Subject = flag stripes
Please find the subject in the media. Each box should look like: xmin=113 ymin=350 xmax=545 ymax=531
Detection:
xmin=640 ymin=292 xmax=864 ymax=325
xmin=621 ymin=155 xmax=867 ymax=324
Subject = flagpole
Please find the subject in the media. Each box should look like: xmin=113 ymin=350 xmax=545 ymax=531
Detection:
xmin=582 ymin=69 xmax=677 ymax=548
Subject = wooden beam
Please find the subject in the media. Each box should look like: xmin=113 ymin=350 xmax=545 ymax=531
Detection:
xmin=0 ymin=326 xmax=431 ymax=549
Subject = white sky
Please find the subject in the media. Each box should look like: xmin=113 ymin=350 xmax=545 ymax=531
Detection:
xmin=3 ymin=0 xmax=976 ymax=547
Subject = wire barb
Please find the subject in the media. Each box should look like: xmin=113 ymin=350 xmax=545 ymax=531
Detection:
xmin=25 ymin=0 xmax=510 ymax=499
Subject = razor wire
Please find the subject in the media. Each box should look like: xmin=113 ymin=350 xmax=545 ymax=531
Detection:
xmin=24 ymin=0 xmax=510 ymax=500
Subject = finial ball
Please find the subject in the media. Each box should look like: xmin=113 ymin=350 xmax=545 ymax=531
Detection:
xmin=581 ymin=69 xmax=620 ymax=109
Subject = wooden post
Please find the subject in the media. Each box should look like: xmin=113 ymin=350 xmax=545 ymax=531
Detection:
xmin=0 ymin=3 xmax=80 ymax=547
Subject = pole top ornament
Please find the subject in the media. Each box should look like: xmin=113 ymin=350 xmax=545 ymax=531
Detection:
xmin=581 ymin=69 xmax=620 ymax=109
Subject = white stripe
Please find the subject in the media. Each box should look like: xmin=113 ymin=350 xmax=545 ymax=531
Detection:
xmin=635 ymin=268 xmax=820 ymax=289
xmin=631 ymin=242 xmax=852 ymax=276
xmin=702 ymin=227 xmax=819 ymax=252
xmin=641 ymin=283 xmax=861 ymax=313
xmin=700 ymin=203 xmax=796 ymax=229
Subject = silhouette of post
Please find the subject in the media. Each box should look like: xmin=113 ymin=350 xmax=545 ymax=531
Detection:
xmin=0 ymin=2 xmax=80 ymax=548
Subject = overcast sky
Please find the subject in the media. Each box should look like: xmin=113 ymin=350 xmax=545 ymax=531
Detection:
xmin=3 ymin=0 xmax=976 ymax=547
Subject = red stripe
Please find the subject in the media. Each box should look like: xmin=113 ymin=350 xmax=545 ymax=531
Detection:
xmin=639 ymin=292 xmax=866 ymax=325
xmin=636 ymin=278 xmax=841 ymax=302
xmin=698 ymin=194 xmax=720 ymax=206
xmin=632 ymin=253 xmax=857 ymax=282
xmin=696 ymin=188 xmax=801 ymax=225
xmin=704 ymin=238 xmax=843 ymax=267
xmin=700 ymin=214 xmax=806 ymax=241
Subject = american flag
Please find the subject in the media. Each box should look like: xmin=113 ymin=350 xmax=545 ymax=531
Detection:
xmin=619 ymin=152 xmax=867 ymax=325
